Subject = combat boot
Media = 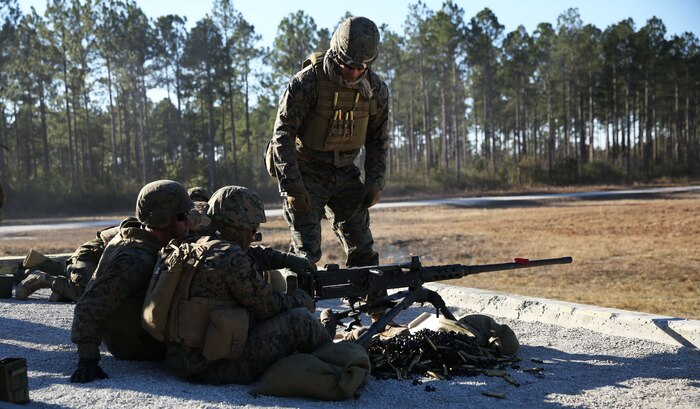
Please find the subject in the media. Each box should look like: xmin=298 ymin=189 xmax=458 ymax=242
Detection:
xmin=49 ymin=276 xmax=83 ymax=302
xmin=22 ymin=250 xmax=66 ymax=277
xmin=14 ymin=271 xmax=55 ymax=300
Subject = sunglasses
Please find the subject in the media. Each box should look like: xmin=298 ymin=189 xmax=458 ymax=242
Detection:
xmin=175 ymin=212 xmax=190 ymax=222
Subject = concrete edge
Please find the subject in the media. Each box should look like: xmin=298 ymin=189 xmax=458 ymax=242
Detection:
xmin=426 ymin=283 xmax=700 ymax=349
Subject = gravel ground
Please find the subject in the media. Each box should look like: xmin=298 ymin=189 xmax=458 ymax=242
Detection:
xmin=1 ymin=288 xmax=698 ymax=409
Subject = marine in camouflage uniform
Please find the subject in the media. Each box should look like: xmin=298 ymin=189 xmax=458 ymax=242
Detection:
xmin=161 ymin=186 xmax=330 ymax=384
xmin=269 ymin=16 xmax=389 ymax=268
xmin=187 ymin=186 xmax=212 ymax=234
xmin=70 ymin=180 xmax=193 ymax=384
xmin=15 ymin=225 xmax=119 ymax=302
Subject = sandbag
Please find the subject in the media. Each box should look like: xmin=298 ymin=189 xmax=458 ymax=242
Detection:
xmin=433 ymin=314 xmax=519 ymax=356
xmin=253 ymin=341 xmax=370 ymax=400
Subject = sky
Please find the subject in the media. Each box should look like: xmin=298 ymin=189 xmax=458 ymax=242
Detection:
xmin=18 ymin=0 xmax=700 ymax=47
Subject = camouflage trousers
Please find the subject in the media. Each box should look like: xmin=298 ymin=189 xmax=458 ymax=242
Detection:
xmin=166 ymin=307 xmax=331 ymax=385
xmin=283 ymin=160 xmax=379 ymax=267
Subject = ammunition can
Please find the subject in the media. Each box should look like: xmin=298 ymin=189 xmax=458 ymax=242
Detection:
xmin=0 ymin=358 xmax=29 ymax=404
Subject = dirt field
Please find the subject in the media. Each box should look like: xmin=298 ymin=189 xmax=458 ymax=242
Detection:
xmin=1 ymin=191 xmax=698 ymax=320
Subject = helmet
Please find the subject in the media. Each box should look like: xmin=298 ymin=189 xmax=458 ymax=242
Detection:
xmin=187 ymin=186 xmax=211 ymax=202
xmin=330 ymin=16 xmax=380 ymax=69
xmin=207 ymin=186 xmax=267 ymax=230
xmin=136 ymin=180 xmax=194 ymax=228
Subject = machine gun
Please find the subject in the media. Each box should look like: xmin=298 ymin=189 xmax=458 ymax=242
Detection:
xmin=296 ymin=256 xmax=573 ymax=346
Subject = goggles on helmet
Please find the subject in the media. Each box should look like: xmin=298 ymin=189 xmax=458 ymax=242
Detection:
xmin=336 ymin=50 xmax=374 ymax=70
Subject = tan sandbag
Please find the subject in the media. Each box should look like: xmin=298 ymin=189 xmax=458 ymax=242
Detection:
xmin=431 ymin=314 xmax=519 ymax=356
xmin=432 ymin=315 xmax=478 ymax=337
xmin=458 ymin=314 xmax=519 ymax=356
xmin=253 ymin=341 xmax=370 ymax=400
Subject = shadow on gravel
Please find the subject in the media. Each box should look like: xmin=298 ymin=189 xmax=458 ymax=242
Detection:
xmin=518 ymin=344 xmax=700 ymax=404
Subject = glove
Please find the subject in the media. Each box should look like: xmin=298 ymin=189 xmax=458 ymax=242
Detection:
xmin=285 ymin=188 xmax=311 ymax=212
xmin=15 ymin=271 xmax=55 ymax=300
xmin=70 ymin=358 xmax=108 ymax=383
xmin=295 ymin=289 xmax=315 ymax=313
xmin=360 ymin=184 xmax=382 ymax=209
xmin=283 ymin=253 xmax=316 ymax=275
xmin=342 ymin=326 xmax=369 ymax=342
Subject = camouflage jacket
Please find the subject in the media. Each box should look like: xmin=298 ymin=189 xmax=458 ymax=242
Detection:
xmin=70 ymin=217 xmax=163 ymax=360
xmin=188 ymin=201 xmax=211 ymax=234
xmin=270 ymin=60 xmax=390 ymax=193
xmin=175 ymin=232 xmax=308 ymax=324
xmin=67 ymin=225 xmax=119 ymax=287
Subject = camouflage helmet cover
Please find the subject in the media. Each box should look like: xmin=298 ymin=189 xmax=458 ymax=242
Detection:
xmin=207 ymin=185 xmax=267 ymax=230
xmin=187 ymin=186 xmax=211 ymax=202
xmin=330 ymin=16 xmax=380 ymax=69
xmin=136 ymin=180 xmax=194 ymax=228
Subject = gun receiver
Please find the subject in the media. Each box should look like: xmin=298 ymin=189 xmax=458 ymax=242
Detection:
xmin=297 ymin=256 xmax=572 ymax=347
xmin=299 ymin=256 xmax=573 ymax=301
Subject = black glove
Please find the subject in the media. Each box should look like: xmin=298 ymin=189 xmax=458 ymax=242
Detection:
xmin=360 ymin=184 xmax=382 ymax=209
xmin=70 ymin=358 xmax=108 ymax=383
xmin=285 ymin=187 xmax=311 ymax=212
xmin=283 ymin=253 xmax=316 ymax=275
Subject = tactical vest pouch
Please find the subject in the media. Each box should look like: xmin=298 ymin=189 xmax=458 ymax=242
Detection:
xmin=202 ymin=308 xmax=249 ymax=361
xmin=174 ymin=298 xmax=211 ymax=346
xmin=142 ymin=257 xmax=182 ymax=342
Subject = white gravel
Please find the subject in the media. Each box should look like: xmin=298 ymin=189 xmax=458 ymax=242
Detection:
xmin=1 ymin=288 xmax=698 ymax=409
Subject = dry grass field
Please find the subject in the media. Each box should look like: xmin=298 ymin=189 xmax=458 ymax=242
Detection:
xmin=1 ymin=191 xmax=698 ymax=320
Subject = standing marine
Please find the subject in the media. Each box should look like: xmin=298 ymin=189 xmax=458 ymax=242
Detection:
xmin=267 ymin=16 xmax=390 ymax=268
xmin=70 ymin=180 xmax=193 ymax=383
xmin=142 ymin=185 xmax=330 ymax=385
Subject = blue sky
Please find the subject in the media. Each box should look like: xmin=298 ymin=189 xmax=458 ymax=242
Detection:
xmin=19 ymin=0 xmax=700 ymax=47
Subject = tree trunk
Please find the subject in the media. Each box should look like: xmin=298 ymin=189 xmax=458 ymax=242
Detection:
xmin=83 ymin=92 xmax=93 ymax=185
xmin=62 ymin=53 xmax=76 ymax=191
xmin=588 ymin=73 xmax=594 ymax=163
xmin=439 ymin=65 xmax=447 ymax=170
xmin=106 ymin=57 xmax=119 ymax=189
xmin=420 ymin=53 xmax=431 ymax=178
xmin=228 ymin=77 xmax=237 ymax=182
xmin=39 ymin=82 xmax=49 ymax=179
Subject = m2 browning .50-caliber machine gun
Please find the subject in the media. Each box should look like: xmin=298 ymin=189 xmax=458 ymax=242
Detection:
xmin=296 ymin=256 xmax=573 ymax=347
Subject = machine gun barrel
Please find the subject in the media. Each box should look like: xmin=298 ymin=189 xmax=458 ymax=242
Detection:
xmin=300 ymin=256 xmax=572 ymax=301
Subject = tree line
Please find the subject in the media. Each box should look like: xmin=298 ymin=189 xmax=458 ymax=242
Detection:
xmin=0 ymin=0 xmax=698 ymax=213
